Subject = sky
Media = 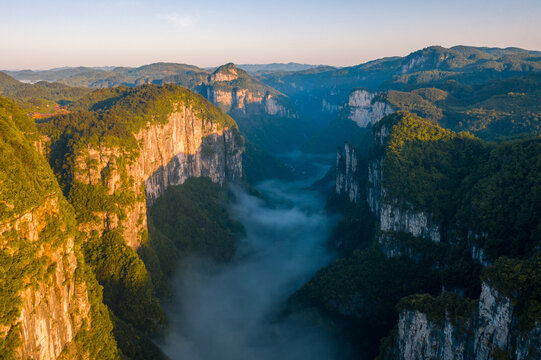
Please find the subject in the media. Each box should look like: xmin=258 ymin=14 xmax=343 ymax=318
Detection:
xmin=1 ymin=0 xmax=541 ymax=70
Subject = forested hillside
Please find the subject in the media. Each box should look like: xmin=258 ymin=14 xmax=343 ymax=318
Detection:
xmin=296 ymin=111 xmax=541 ymax=359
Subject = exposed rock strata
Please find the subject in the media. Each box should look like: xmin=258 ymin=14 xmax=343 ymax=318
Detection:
xmin=72 ymin=105 xmax=243 ymax=248
xmin=392 ymin=283 xmax=540 ymax=360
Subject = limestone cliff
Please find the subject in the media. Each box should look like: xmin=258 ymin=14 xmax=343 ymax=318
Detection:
xmin=0 ymin=195 xmax=116 ymax=360
xmin=201 ymin=63 xmax=296 ymax=118
xmin=390 ymin=282 xmax=540 ymax=360
xmin=335 ymin=142 xmax=362 ymax=203
xmin=394 ymin=309 xmax=473 ymax=360
xmin=1 ymin=196 xmax=83 ymax=360
xmin=369 ymin=120 xmax=441 ymax=244
xmin=69 ymin=94 xmax=243 ymax=249
xmin=335 ymin=113 xmax=441 ymax=255
xmin=0 ymin=97 xmax=118 ymax=360
xmin=334 ymin=90 xmax=394 ymax=204
xmin=345 ymin=89 xmax=393 ymax=128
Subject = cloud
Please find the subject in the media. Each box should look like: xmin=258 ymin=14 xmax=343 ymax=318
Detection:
xmin=161 ymin=12 xmax=200 ymax=30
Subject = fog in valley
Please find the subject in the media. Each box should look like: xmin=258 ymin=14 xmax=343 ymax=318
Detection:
xmin=161 ymin=156 xmax=351 ymax=360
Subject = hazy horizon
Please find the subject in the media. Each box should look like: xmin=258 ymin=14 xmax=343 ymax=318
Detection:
xmin=3 ymin=0 xmax=541 ymax=70
xmin=3 ymin=43 xmax=541 ymax=72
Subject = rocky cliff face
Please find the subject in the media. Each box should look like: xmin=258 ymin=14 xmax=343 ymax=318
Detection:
xmin=391 ymin=283 xmax=540 ymax=360
xmin=337 ymin=118 xmax=440 ymax=254
xmin=379 ymin=203 xmax=441 ymax=242
xmin=335 ymin=142 xmax=362 ymax=202
xmin=0 ymin=196 xmax=91 ymax=360
xmin=346 ymin=89 xmax=393 ymax=128
xmin=72 ymin=105 xmax=243 ymax=248
xmin=370 ymin=121 xmax=441 ymax=246
xmin=0 ymin=97 xmax=117 ymax=360
xmin=395 ymin=310 xmax=473 ymax=360
xmin=334 ymin=91 xmax=394 ymax=205
xmin=209 ymin=63 xmax=239 ymax=82
xmin=202 ymin=63 xmax=296 ymax=118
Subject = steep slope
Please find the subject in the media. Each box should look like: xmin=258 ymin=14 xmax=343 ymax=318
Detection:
xmin=38 ymin=83 xmax=243 ymax=357
xmin=199 ymin=63 xmax=304 ymax=151
xmin=42 ymin=83 xmax=243 ymax=248
xmin=367 ymin=112 xmax=541 ymax=260
xmin=389 ymin=255 xmax=540 ymax=360
xmin=302 ymin=88 xmax=393 ymax=153
xmin=0 ymin=97 xmax=118 ymax=360
xmin=200 ymin=63 xmax=295 ymax=117
xmin=299 ymin=111 xmax=541 ymax=359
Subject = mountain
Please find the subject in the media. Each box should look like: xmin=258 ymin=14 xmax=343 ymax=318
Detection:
xmin=2 ymin=45 xmax=541 ymax=360
xmin=0 ymin=83 xmax=244 ymax=358
xmin=259 ymin=46 xmax=541 ymax=126
xmin=5 ymin=63 xmax=308 ymax=152
xmin=198 ymin=63 xmax=306 ymax=151
xmin=4 ymin=67 xmax=110 ymax=84
xmin=296 ymin=111 xmax=541 ymax=359
xmin=381 ymin=73 xmax=541 ymax=140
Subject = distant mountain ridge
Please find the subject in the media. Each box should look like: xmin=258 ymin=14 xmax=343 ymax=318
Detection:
xmin=237 ymin=63 xmax=327 ymax=73
xmin=1 ymin=62 xmax=306 ymax=152
xmin=258 ymin=45 xmax=541 ymax=125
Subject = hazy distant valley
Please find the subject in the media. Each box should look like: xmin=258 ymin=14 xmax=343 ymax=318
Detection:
xmin=1 ymin=45 xmax=540 ymax=360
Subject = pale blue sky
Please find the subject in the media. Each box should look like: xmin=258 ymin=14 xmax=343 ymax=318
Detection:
xmin=1 ymin=0 xmax=540 ymax=69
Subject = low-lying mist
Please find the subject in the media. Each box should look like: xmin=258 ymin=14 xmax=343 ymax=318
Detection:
xmin=160 ymin=156 xmax=349 ymax=360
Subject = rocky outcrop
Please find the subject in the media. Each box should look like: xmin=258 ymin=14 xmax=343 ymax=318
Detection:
xmin=395 ymin=310 xmax=473 ymax=360
xmin=336 ymin=142 xmax=362 ymax=202
xmin=379 ymin=202 xmax=441 ymax=242
xmin=72 ymin=104 xmax=243 ymax=248
xmin=204 ymin=86 xmax=294 ymax=117
xmin=203 ymin=63 xmax=296 ymax=118
xmin=264 ymin=93 xmax=292 ymax=117
xmin=366 ymin=122 xmax=441 ymax=245
xmin=209 ymin=63 xmax=239 ymax=82
xmin=335 ymin=115 xmax=441 ymax=247
xmin=0 ymin=97 xmax=117 ymax=360
xmin=474 ymin=283 xmax=514 ymax=360
xmin=0 ymin=195 xmax=93 ymax=360
xmin=391 ymin=283 xmax=541 ymax=360
xmin=346 ymin=89 xmax=393 ymax=128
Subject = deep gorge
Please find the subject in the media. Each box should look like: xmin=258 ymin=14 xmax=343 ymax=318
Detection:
xmin=1 ymin=45 xmax=540 ymax=360
xmin=160 ymin=154 xmax=350 ymax=360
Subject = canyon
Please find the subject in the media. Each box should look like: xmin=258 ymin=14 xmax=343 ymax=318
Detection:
xmin=1 ymin=45 xmax=540 ymax=360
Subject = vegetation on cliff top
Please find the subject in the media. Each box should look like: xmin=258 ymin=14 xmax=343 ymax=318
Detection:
xmin=397 ymin=292 xmax=477 ymax=326
xmin=482 ymin=253 xmax=541 ymax=331
xmin=0 ymin=96 xmax=57 ymax=222
xmin=41 ymin=83 xmax=237 ymax=153
xmin=379 ymin=111 xmax=541 ymax=260
xmin=382 ymin=74 xmax=541 ymax=140
xmin=293 ymin=246 xmax=440 ymax=357
xmin=0 ymin=98 xmax=119 ymax=359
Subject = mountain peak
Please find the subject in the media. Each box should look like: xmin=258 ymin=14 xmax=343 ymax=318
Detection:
xmin=210 ymin=63 xmax=239 ymax=82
